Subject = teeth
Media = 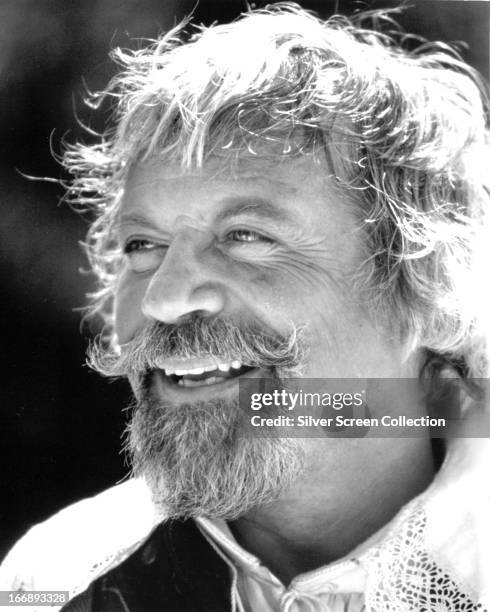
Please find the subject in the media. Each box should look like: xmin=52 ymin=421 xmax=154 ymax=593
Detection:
xmin=178 ymin=376 xmax=222 ymax=388
xmin=178 ymin=378 xmax=200 ymax=387
xmin=168 ymin=366 xmax=214 ymax=376
xmin=188 ymin=367 xmax=204 ymax=375
xmin=166 ymin=360 xmax=243 ymax=377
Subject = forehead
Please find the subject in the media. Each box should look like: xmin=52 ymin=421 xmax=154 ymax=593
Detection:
xmin=119 ymin=154 xmax=353 ymax=231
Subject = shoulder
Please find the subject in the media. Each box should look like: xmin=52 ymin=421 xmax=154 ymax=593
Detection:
xmin=0 ymin=478 xmax=162 ymax=601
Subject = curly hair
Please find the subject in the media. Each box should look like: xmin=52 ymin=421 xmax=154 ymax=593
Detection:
xmin=63 ymin=2 xmax=490 ymax=378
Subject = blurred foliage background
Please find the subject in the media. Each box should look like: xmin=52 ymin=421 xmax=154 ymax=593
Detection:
xmin=1 ymin=0 xmax=488 ymax=558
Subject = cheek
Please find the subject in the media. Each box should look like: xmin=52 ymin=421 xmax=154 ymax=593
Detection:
xmin=229 ymin=258 xmax=307 ymax=325
xmin=231 ymin=250 xmax=353 ymax=334
xmin=253 ymin=250 xmax=352 ymax=305
xmin=114 ymin=272 xmax=150 ymax=344
xmin=240 ymin=251 xmax=389 ymax=376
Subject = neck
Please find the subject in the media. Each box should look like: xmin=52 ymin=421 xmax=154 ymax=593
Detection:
xmin=229 ymin=436 xmax=436 ymax=585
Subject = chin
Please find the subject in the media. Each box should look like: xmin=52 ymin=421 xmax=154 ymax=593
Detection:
xmin=126 ymin=384 xmax=306 ymax=520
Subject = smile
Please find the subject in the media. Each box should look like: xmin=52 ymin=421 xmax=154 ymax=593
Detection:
xmin=159 ymin=359 xmax=256 ymax=389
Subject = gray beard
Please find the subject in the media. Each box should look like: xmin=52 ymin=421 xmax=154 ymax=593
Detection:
xmin=126 ymin=382 xmax=306 ymax=520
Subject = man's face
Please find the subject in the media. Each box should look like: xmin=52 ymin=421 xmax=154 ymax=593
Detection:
xmin=113 ymin=154 xmax=419 ymax=518
xmin=116 ymin=155 xmax=412 ymax=378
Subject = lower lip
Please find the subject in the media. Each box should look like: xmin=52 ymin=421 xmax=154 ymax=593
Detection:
xmin=152 ymin=367 xmax=264 ymax=401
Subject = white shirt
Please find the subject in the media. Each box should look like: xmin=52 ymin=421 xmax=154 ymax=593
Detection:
xmin=197 ymin=516 xmax=369 ymax=611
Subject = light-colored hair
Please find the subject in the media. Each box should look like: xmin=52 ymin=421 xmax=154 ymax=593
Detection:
xmin=63 ymin=2 xmax=490 ymax=378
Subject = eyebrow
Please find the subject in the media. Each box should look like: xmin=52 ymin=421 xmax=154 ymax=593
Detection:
xmin=116 ymin=212 xmax=162 ymax=232
xmin=117 ymin=198 xmax=296 ymax=231
xmin=215 ymin=197 xmax=296 ymax=226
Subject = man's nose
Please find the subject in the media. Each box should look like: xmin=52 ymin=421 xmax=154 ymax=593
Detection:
xmin=141 ymin=229 xmax=226 ymax=324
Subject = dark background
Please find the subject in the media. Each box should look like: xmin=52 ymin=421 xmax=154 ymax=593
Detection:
xmin=1 ymin=0 xmax=489 ymax=559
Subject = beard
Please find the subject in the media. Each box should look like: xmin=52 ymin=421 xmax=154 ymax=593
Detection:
xmin=90 ymin=315 xmax=308 ymax=520
xmin=127 ymin=385 xmax=306 ymax=520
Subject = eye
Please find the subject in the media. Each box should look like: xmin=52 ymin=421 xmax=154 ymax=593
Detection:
xmin=123 ymin=238 xmax=167 ymax=273
xmin=227 ymin=229 xmax=273 ymax=243
xmin=123 ymin=238 xmax=155 ymax=254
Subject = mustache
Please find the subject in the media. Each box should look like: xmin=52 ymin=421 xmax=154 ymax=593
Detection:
xmin=87 ymin=315 xmax=307 ymax=378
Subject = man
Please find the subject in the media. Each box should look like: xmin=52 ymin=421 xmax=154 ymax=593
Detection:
xmin=2 ymin=3 xmax=489 ymax=610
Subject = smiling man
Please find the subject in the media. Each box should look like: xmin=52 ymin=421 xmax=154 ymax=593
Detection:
xmin=2 ymin=3 xmax=490 ymax=611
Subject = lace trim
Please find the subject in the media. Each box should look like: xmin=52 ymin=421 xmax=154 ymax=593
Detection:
xmin=364 ymin=504 xmax=488 ymax=611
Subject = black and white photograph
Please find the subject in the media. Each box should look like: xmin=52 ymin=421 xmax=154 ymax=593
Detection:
xmin=1 ymin=1 xmax=490 ymax=610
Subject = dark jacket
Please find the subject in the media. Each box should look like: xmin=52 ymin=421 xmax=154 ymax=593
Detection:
xmin=63 ymin=520 xmax=232 ymax=612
